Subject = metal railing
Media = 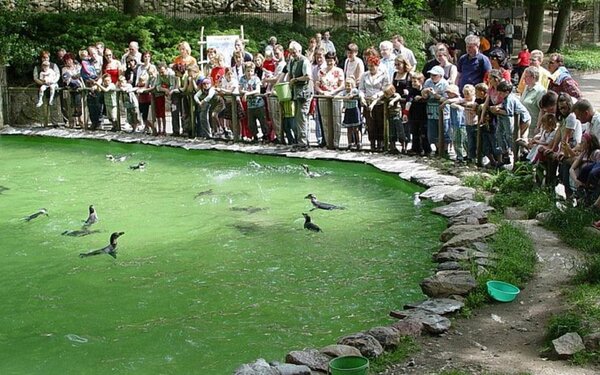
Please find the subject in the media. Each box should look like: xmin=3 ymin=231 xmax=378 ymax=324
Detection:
xmin=7 ymin=85 xmax=524 ymax=165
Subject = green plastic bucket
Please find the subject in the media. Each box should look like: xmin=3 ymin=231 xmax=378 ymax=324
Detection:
xmin=487 ymin=280 xmax=520 ymax=302
xmin=329 ymin=355 xmax=369 ymax=375
xmin=274 ymin=82 xmax=292 ymax=102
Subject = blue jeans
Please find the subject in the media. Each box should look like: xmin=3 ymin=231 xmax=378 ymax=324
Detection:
xmin=390 ymin=115 xmax=406 ymax=143
xmin=496 ymin=117 xmax=513 ymax=154
xmin=466 ymin=125 xmax=477 ymax=160
xmin=453 ymin=126 xmax=467 ymax=161
xmin=427 ymin=118 xmax=450 ymax=148
xmin=482 ymin=131 xmax=500 ymax=158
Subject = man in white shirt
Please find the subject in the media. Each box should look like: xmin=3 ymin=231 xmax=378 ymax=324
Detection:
xmin=573 ymin=99 xmax=600 ymax=141
xmin=121 ymin=41 xmax=142 ymax=66
xmin=379 ymin=40 xmax=396 ymax=81
xmin=504 ymin=18 xmax=514 ymax=56
xmin=391 ymin=35 xmax=417 ymax=71
xmin=286 ymin=41 xmax=313 ymax=148
xmin=321 ymin=31 xmax=336 ymax=55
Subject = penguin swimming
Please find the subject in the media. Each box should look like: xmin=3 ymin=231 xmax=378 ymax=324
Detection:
xmin=304 ymin=194 xmax=345 ymax=211
xmin=129 ymin=161 xmax=146 ymax=170
xmin=106 ymin=154 xmax=127 ymax=162
xmin=301 ymin=164 xmax=321 ymax=178
xmin=62 ymin=228 xmax=100 ymax=237
xmin=230 ymin=206 xmax=266 ymax=214
xmin=0 ymin=185 xmax=9 ymax=194
xmin=194 ymin=189 xmax=213 ymax=198
xmin=302 ymin=213 xmax=322 ymax=232
xmin=79 ymin=231 xmax=124 ymax=259
xmin=413 ymin=192 xmax=421 ymax=207
xmin=23 ymin=208 xmax=48 ymax=222
xmin=83 ymin=205 xmax=98 ymax=227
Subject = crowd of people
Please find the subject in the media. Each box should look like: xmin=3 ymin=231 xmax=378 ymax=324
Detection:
xmin=31 ymin=26 xmax=600 ymax=210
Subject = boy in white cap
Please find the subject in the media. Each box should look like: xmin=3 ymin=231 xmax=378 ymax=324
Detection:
xmin=422 ymin=65 xmax=450 ymax=155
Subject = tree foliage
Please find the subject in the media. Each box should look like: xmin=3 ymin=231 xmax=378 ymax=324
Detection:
xmin=0 ymin=8 xmax=427 ymax=84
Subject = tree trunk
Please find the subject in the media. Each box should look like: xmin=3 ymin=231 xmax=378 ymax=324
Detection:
xmin=548 ymin=0 xmax=572 ymax=52
xmin=123 ymin=0 xmax=142 ymax=16
xmin=0 ymin=65 xmax=5 ymax=128
xmin=293 ymin=0 xmax=307 ymax=28
xmin=438 ymin=0 xmax=459 ymax=20
xmin=525 ymin=0 xmax=545 ymax=51
xmin=332 ymin=0 xmax=348 ymax=23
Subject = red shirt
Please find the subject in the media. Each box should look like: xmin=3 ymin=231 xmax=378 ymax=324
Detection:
xmin=517 ymin=50 xmax=531 ymax=67
xmin=263 ymin=59 xmax=276 ymax=73
xmin=210 ymin=66 xmax=226 ymax=86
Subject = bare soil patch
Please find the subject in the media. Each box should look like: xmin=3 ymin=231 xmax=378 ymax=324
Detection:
xmin=382 ymin=220 xmax=599 ymax=375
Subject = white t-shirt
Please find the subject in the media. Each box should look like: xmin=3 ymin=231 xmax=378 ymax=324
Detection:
xmin=344 ymin=57 xmax=365 ymax=82
xmin=565 ymin=112 xmax=582 ymax=146
xmin=584 ymin=112 xmax=600 ymax=141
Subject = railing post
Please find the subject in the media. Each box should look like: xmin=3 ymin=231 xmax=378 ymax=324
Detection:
xmin=43 ymin=99 xmax=49 ymax=127
xmin=326 ymin=96 xmax=334 ymax=149
xmin=438 ymin=105 xmax=445 ymax=157
xmin=188 ymin=93 xmax=194 ymax=138
xmin=231 ymin=95 xmax=240 ymax=141
xmin=82 ymin=90 xmax=88 ymax=130
xmin=476 ymin=122 xmax=483 ymax=167
xmin=151 ymin=92 xmax=157 ymax=130
xmin=0 ymin=65 xmax=6 ymax=128
xmin=513 ymin=113 xmax=520 ymax=164
xmin=383 ymin=98 xmax=389 ymax=152
xmin=116 ymin=90 xmax=122 ymax=131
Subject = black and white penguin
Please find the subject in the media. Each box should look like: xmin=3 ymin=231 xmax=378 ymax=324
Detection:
xmin=106 ymin=154 xmax=127 ymax=162
xmin=79 ymin=231 xmax=124 ymax=259
xmin=24 ymin=208 xmax=48 ymax=222
xmin=301 ymin=164 xmax=321 ymax=178
xmin=83 ymin=205 xmax=98 ymax=227
xmin=413 ymin=192 xmax=421 ymax=207
xmin=304 ymin=194 xmax=344 ymax=211
xmin=302 ymin=213 xmax=322 ymax=232
xmin=129 ymin=161 xmax=146 ymax=170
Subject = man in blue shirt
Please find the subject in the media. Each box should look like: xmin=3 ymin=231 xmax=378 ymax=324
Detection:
xmin=457 ymin=35 xmax=491 ymax=91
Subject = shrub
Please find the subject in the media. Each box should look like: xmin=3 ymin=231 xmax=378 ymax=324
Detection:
xmin=562 ymin=45 xmax=600 ymax=71
xmin=462 ymin=163 xmax=554 ymax=218
xmin=0 ymin=9 xmax=427 ymax=85
xmin=544 ymin=206 xmax=600 ymax=254
xmin=465 ymin=222 xmax=536 ymax=310
xmin=546 ymin=313 xmax=587 ymax=344
xmin=575 ymin=254 xmax=600 ymax=284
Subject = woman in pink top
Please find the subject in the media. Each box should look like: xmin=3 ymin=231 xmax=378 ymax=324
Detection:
xmin=316 ymin=51 xmax=345 ymax=148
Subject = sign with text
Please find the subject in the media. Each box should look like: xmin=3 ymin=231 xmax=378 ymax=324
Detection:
xmin=206 ymin=35 xmax=239 ymax=68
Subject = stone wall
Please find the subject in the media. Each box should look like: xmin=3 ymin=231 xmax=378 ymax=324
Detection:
xmin=0 ymin=0 xmax=293 ymax=13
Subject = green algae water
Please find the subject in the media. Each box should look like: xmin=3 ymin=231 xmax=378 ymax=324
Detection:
xmin=0 ymin=135 xmax=445 ymax=374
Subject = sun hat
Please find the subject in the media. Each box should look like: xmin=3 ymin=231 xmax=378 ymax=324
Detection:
xmin=428 ymin=65 xmax=444 ymax=77
xmin=445 ymin=84 xmax=460 ymax=96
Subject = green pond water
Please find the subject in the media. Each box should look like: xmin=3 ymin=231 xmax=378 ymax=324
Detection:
xmin=0 ymin=135 xmax=445 ymax=374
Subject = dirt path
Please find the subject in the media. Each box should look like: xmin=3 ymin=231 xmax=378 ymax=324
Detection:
xmin=383 ymin=220 xmax=599 ymax=375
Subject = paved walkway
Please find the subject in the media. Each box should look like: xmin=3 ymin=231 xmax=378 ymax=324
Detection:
xmin=574 ymin=71 xmax=600 ymax=108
